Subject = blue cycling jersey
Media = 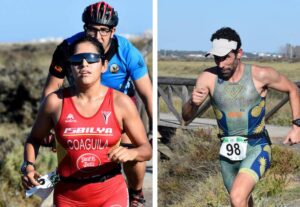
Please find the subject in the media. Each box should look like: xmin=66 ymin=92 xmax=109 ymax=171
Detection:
xmin=102 ymin=34 xmax=148 ymax=94
xmin=49 ymin=32 xmax=148 ymax=95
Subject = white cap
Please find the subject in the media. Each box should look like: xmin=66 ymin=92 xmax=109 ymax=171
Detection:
xmin=205 ymin=38 xmax=238 ymax=57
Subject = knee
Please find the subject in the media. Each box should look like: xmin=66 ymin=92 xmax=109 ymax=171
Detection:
xmin=230 ymin=191 xmax=247 ymax=207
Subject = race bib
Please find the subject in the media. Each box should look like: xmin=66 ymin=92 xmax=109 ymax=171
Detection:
xmin=220 ymin=136 xmax=247 ymax=161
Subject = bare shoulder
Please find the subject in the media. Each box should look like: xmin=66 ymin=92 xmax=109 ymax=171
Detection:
xmin=196 ymin=67 xmax=217 ymax=89
xmin=199 ymin=67 xmax=218 ymax=80
xmin=252 ymin=64 xmax=280 ymax=83
xmin=113 ymin=90 xmax=136 ymax=112
xmin=43 ymin=89 xmax=63 ymax=113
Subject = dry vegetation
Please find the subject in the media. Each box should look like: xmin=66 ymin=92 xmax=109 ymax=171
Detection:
xmin=158 ymin=128 xmax=300 ymax=206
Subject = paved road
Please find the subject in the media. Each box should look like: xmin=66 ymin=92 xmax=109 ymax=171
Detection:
xmin=144 ymin=160 xmax=153 ymax=207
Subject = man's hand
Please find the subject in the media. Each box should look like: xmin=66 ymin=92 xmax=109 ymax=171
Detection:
xmin=191 ymin=87 xmax=209 ymax=106
xmin=108 ymin=146 xmax=138 ymax=163
xmin=283 ymin=126 xmax=300 ymax=145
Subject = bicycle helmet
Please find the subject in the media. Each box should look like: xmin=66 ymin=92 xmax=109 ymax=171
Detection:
xmin=82 ymin=2 xmax=118 ymax=27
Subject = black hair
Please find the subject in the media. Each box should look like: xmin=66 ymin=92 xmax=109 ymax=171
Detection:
xmin=69 ymin=36 xmax=105 ymax=63
xmin=210 ymin=27 xmax=242 ymax=53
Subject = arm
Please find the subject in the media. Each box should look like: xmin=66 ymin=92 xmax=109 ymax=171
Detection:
xmin=22 ymin=93 xmax=59 ymax=188
xmin=255 ymin=66 xmax=300 ymax=144
xmin=133 ymin=74 xmax=153 ymax=119
xmin=39 ymin=73 xmax=63 ymax=150
xmin=40 ymin=41 xmax=68 ymax=101
xmin=38 ymin=42 xmax=66 ymax=149
xmin=182 ymin=72 xmax=210 ymax=121
xmin=125 ymin=40 xmax=152 ymax=119
xmin=41 ymin=74 xmax=64 ymax=101
xmin=109 ymin=93 xmax=152 ymax=162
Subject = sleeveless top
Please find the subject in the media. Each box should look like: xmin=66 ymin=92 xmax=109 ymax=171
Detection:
xmin=54 ymin=88 xmax=122 ymax=179
xmin=211 ymin=64 xmax=266 ymax=136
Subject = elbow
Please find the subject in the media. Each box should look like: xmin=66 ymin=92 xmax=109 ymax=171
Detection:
xmin=25 ymin=135 xmax=35 ymax=145
xmin=143 ymin=143 xmax=152 ymax=161
xmin=146 ymin=146 xmax=153 ymax=161
xmin=25 ymin=135 xmax=41 ymax=147
xmin=138 ymin=143 xmax=152 ymax=161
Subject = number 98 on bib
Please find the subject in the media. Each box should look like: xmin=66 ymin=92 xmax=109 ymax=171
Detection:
xmin=219 ymin=136 xmax=248 ymax=161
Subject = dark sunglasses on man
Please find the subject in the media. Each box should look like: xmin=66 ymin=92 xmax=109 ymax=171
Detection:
xmin=68 ymin=53 xmax=103 ymax=66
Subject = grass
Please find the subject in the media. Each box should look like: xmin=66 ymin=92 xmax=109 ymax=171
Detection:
xmin=158 ymin=59 xmax=300 ymax=81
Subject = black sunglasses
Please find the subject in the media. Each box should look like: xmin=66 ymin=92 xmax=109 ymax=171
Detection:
xmin=69 ymin=53 xmax=102 ymax=66
xmin=84 ymin=25 xmax=112 ymax=36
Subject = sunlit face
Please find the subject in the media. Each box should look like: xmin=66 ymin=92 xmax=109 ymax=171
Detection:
xmin=214 ymin=50 xmax=241 ymax=79
xmin=70 ymin=41 xmax=104 ymax=86
xmin=84 ymin=24 xmax=116 ymax=52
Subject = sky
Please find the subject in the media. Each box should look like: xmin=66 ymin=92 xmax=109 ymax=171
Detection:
xmin=158 ymin=0 xmax=300 ymax=53
xmin=0 ymin=0 xmax=152 ymax=43
xmin=2 ymin=1 xmax=300 ymax=53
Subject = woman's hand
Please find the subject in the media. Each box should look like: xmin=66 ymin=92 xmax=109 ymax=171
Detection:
xmin=21 ymin=169 xmax=41 ymax=190
xmin=108 ymin=146 xmax=138 ymax=163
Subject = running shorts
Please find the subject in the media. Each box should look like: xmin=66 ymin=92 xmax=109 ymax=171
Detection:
xmin=220 ymin=136 xmax=271 ymax=192
xmin=54 ymin=174 xmax=128 ymax=207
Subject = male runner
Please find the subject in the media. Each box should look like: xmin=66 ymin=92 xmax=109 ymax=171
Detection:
xmin=182 ymin=27 xmax=300 ymax=207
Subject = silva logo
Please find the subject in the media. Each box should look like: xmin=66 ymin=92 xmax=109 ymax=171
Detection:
xmin=64 ymin=127 xmax=113 ymax=135
xmin=102 ymin=111 xmax=111 ymax=125
xmin=65 ymin=113 xmax=77 ymax=123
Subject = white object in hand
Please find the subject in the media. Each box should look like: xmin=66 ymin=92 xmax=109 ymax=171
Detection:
xmin=25 ymin=170 xmax=57 ymax=199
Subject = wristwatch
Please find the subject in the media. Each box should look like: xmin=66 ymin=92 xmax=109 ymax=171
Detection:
xmin=292 ymin=119 xmax=300 ymax=127
xmin=20 ymin=161 xmax=35 ymax=174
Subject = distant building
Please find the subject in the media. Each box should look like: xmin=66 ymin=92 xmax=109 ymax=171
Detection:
xmin=294 ymin=46 xmax=300 ymax=58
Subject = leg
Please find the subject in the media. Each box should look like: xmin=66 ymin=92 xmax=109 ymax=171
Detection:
xmin=123 ymin=160 xmax=146 ymax=190
xmin=230 ymin=142 xmax=272 ymax=207
xmin=230 ymin=172 xmax=256 ymax=207
xmin=220 ymin=156 xmax=240 ymax=193
xmin=102 ymin=175 xmax=129 ymax=207
xmin=121 ymin=133 xmax=146 ymax=207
